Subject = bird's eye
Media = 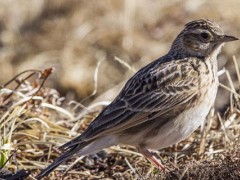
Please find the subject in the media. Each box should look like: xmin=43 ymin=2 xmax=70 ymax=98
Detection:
xmin=200 ymin=32 xmax=210 ymax=39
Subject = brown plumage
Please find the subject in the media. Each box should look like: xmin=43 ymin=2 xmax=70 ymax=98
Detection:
xmin=36 ymin=19 xmax=238 ymax=179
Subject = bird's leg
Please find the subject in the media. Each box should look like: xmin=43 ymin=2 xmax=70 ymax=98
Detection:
xmin=141 ymin=149 xmax=169 ymax=172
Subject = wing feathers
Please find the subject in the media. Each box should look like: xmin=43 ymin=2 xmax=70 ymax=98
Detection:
xmin=60 ymin=58 xmax=201 ymax=150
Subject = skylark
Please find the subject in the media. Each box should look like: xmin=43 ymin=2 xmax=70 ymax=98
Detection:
xmin=36 ymin=19 xmax=238 ymax=179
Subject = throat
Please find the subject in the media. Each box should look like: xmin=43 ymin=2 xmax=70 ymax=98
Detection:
xmin=210 ymin=44 xmax=224 ymax=60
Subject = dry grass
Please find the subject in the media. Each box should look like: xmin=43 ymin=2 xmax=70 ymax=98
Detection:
xmin=0 ymin=57 xmax=240 ymax=180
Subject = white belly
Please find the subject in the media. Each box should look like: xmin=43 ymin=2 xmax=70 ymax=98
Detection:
xmin=146 ymin=81 xmax=218 ymax=150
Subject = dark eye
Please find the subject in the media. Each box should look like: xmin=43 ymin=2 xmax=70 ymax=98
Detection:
xmin=200 ymin=32 xmax=210 ymax=39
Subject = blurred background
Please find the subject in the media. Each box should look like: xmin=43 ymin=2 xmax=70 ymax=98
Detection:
xmin=0 ymin=0 xmax=239 ymax=111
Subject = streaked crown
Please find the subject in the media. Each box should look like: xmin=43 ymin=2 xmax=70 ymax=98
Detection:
xmin=184 ymin=19 xmax=224 ymax=36
xmin=169 ymin=19 xmax=238 ymax=59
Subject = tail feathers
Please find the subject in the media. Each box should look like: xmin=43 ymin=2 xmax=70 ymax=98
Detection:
xmin=36 ymin=147 xmax=79 ymax=180
xmin=36 ymin=135 xmax=118 ymax=179
xmin=59 ymin=137 xmax=88 ymax=151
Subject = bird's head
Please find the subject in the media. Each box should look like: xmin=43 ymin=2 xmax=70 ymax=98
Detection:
xmin=170 ymin=19 xmax=238 ymax=58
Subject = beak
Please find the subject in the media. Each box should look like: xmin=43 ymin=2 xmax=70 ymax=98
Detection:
xmin=218 ymin=35 xmax=239 ymax=42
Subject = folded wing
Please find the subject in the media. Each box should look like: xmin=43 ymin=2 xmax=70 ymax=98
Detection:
xmin=61 ymin=57 xmax=200 ymax=150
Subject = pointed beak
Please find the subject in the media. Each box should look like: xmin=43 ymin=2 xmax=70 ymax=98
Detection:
xmin=218 ymin=35 xmax=239 ymax=42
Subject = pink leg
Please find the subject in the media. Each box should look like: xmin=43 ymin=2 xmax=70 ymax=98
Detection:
xmin=141 ymin=149 xmax=169 ymax=172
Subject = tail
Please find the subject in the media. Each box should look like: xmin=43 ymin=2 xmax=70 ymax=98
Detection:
xmin=36 ymin=135 xmax=117 ymax=179
xmin=36 ymin=146 xmax=79 ymax=179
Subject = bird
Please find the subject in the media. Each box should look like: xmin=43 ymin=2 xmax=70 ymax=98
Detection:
xmin=36 ymin=19 xmax=238 ymax=179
